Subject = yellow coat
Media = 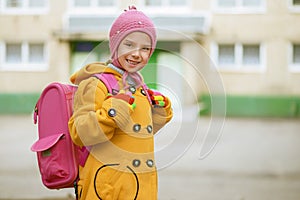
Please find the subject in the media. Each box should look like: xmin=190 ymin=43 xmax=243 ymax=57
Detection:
xmin=68 ymin=63 xmax=173 ymax=200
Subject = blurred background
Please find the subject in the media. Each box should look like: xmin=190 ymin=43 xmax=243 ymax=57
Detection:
xmin=0 ymin=0 xmax=300 ymax=199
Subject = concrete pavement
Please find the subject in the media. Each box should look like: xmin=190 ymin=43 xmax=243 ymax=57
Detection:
xmin=0 ymin=114 xmax=300 ymax=200
xmin=158 ymin=117 xmax=300 ymax=200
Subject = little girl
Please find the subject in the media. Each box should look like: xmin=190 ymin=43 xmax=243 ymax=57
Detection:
xmin=68 ymin=6 xmax=173 ymax=200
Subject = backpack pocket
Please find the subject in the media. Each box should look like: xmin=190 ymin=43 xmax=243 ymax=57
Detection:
xmin=31 ymin=133 xmax=77 ymax=188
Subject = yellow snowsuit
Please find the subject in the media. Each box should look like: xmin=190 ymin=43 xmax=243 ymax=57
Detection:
xmin=68 ymin=62 xmax=173 ymax=200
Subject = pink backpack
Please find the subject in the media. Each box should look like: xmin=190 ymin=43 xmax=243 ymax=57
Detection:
xmin=31 ymin=73 xmax=118 ymax=190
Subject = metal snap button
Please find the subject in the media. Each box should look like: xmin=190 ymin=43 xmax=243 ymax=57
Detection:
xmin=132 ymin=159 xmax=141 ymax=167
xmin=108 ymin=108 xmax=116 ymax=117
xmin=129 ymin=86 xmax=136 ymax=94
xmin=133 ymin=124 xmax=141 ymax=132
xmin=140 ymin=88 xmax=146 ymax=96
xmin=146 ymin=125 xmax=153 ymax=133
xmin=146 ymin=159 xmax=154 ymax=168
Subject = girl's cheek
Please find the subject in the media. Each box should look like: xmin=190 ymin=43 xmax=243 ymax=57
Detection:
xmin=143 ymin=52 xmax=151 ymax=60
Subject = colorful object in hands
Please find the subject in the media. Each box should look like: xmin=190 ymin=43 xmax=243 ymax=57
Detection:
xmin=147 ymin=89 xmax=167 ymax=108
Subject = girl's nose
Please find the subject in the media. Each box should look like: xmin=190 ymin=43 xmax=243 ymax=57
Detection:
xmin=131 ymin=49 xmax=141 ymax=58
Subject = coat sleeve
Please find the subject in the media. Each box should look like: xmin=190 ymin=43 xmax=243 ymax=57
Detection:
xmin=152 ymin=96 xmax=173 ymax=134
xmin=68 ymin=77 xmax=133 ymax=147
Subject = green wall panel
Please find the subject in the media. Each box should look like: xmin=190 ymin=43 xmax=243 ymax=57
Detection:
xmin=1 ymin=93 xmax=300 ymax=117
xmin=200 ymin=94 xmax=300 ymax=118
xmin=0 ymin=93 xmax=39 ymax=114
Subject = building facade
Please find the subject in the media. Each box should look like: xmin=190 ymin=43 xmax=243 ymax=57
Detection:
xmin=0 ymin=0 xmax=299 ymax=117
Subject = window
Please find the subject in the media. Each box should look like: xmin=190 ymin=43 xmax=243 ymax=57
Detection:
xmin=29 ymin=0 xmax=47 ymax=7
xmin=213 ymin=43 xmax=264 ymax=71
xmin=170 ymin=0 xmax=186 ymax=6
xmin=6 ymin=0 xmax=22 ymax=8
xmin=70 ymin=0 xmax=116 ymax=14
xmin=293 ymin=0 xmax=300 ymax=6
xmin=216 ymin=0 xmax=263 ymax=7
xmin=141 ymin=0 xmax=189 ymax=13
xmin=72 ymin=0 xmax=115 ymax=8
xmin=293 ymin=44 xmax=300 ymax=64
xmin=242 ymin=0 xmax=261 ymax=7
xmin=144 ymin=0 xmax=187 ymax=6
xmin=1 ymin=42 xmax=48 ymax=71
xmin=218 ymin=44 xmax=235 ymax=65
xmin=290 ymin=44 xmax=300 ymax=72
xmin=289 ymin=0 xmax=300 ymax=12
xmin=97 ymin=0 xmax=114 ymax=6
xmin=214 ymin=0 xmax=266 ymax=13
xmin=218 ymin=0 xmax=235 ymax=7
xmin=243 ymin=44 xmax=260 ymax=65
xmin=145 ymin=0 xmax=162 ymax=6
xmin=1 ymin=0 xmax=48 ymax=14
xmin=29 ymin=44 xmax=45 ymax=63
xmin=74 ymin=0 xmax=90 ymax=7
xmin=6 ymin=43 xmax=22 ymax=63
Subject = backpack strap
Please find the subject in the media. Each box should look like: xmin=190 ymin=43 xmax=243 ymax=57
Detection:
xmin=77 ymin=73 xmax=119 ymax=169
xmin=94 ymin=73 xmax=119 ymax=95
xmin=141 ymin=84 xmax=153 ymax=105
xmin=94 ymin=73 xmax=153 ymax=105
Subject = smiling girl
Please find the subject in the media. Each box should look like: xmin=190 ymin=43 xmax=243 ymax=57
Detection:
xmin=68 ymin=6 xmax=173 ymax=200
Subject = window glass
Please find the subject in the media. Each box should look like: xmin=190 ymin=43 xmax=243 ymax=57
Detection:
xmin=243 ymin=44 xmax=260 ymax=65
xmin=73 ymin=0 xmax=115 ymax=7
xmin=215 ymin=43 xmax=263 ymax=70
xmin=169 ymin=0 xmax=187 ymax=6
xmin=29 ymin=0 xmax=46 ymax=7
xmin=3 ymin=0 xmax=48 ymax=13
xmin=293 ymin=44 xmax=300 ymax=64
xmin=74 ymin=42 xmax=95 ymax=52
xmin=217 ymin=0 xmax=264 ymax=8
xmin=293 ymin=0 xmax=300 ymax=6
xmin=218 ymin=44 xmax=235 ymax=65
xmin=97 ymin=0 xmax=114 ymax=6
xmin=217 ymin=0 xmax=236 ymax=7
xmin=242 ymin=0 xmax=261 ymax=7
xmin=2 ymin=42 xmax=47 ymax=71
xmin=74 ymin=0 xmax=91 ymax=7
xmin=6 ymin=43 xmax=22 ymax=63
xmin=29 ymin=44 xmax=44 ymax=63
xmin=6 ymin=0 xmax=22 ymax=8
xmin=145 ymin=0 xmax=162 ymax=6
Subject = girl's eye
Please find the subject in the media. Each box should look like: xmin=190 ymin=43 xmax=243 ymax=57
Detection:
xmin=142 ymin=47 xmax=150 ymax=51
xmin=124 ymin=42 xmax=133 ymax=47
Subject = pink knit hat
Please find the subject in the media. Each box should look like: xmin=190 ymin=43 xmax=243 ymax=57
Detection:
xmin=109 ymin=6 xmax=157 ymax=67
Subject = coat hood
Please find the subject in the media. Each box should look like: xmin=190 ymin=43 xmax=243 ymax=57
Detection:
xmin=70 ymin=62 xmax=121 ymax=85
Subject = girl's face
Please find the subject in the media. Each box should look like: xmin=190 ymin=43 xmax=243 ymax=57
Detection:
xmin=117 ymin=31 xmax=152 ymax=73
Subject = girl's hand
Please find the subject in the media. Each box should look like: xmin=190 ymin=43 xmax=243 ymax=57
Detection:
xmin=147 ymin=89 xmax=168 ymax=108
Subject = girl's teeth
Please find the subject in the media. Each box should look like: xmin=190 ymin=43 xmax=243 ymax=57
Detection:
xmin=128 ymin=60 xmax=138 ymax=65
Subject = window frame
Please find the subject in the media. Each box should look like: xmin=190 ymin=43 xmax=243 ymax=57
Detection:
xmin=211 ymin=42 xmax=266 ymax=72
xmin=212 ymin=0 xmax=266 ymax=14
xmin=0 ymin=0 xmax=49 ymax=15
xmin=0 ymin=41 xmax=48 ymax=72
